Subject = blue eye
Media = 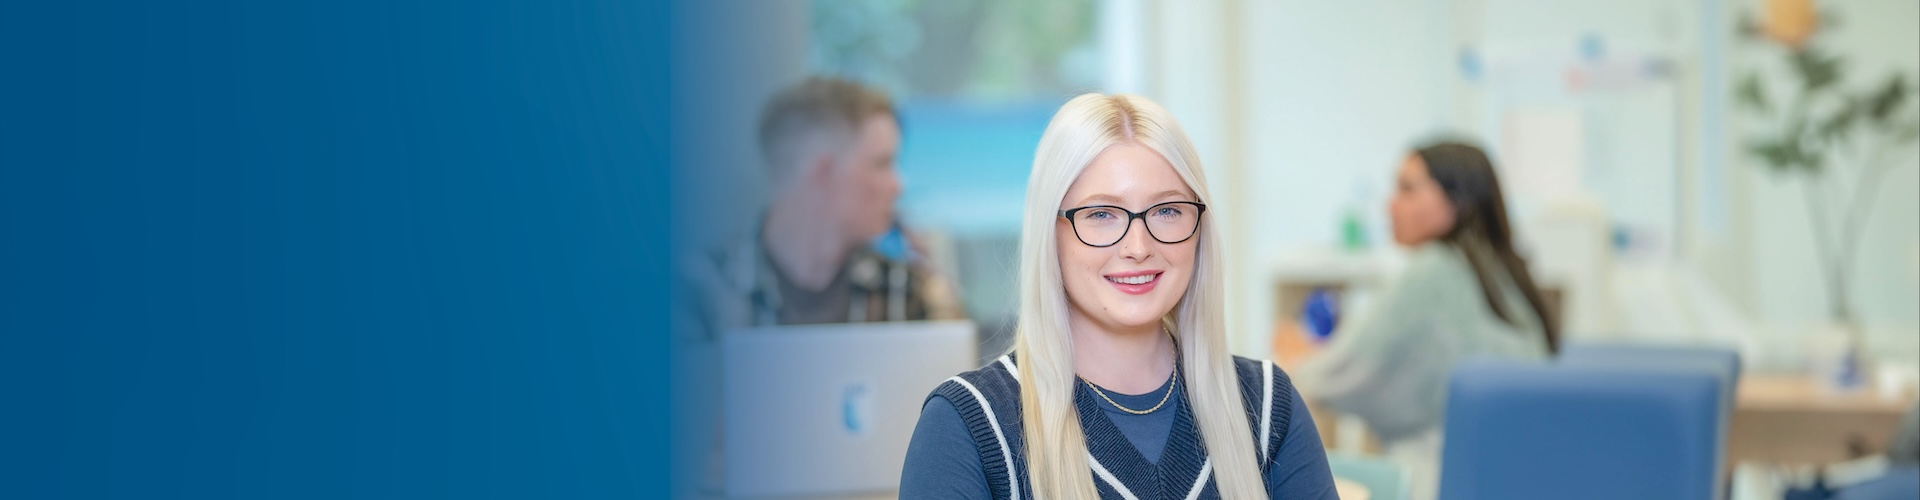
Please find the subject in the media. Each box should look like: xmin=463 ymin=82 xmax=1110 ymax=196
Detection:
xmin=1079 ymin=207 xmax=1123 ymax=224
xmin=1153 ymin=206 xmax=1183 ymax=217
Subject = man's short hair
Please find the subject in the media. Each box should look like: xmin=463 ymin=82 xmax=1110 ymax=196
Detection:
xmin=757 ymin=77 xmax=896 ymax=184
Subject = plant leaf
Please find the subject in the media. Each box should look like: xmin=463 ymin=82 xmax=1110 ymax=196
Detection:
xmin=1868 ymin=73 xmax=1910 ymax=123
xmin=1793 ymin=49 xmax=1843 ymax=92
xmin=1817 ymin=97 xmax=1859 ymax=143
xmin=1748 ymin=136 xmax=1825 ymax=174
xmin=1737 ymin=72 xmax=1770 ymax=113
xmin=1747 ymin=139 xmax=1796 ymax=172
xmin=1794 ymin=140 xmax=1824 ymax=172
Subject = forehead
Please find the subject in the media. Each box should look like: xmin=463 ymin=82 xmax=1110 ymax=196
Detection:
xmin=1064 ymin=143 xmax=1193 ymax=206
xmin=852 ymin=114 xmax=899 ymax=146
xmin=1398 ymin=154 xmax=1429 ymax=177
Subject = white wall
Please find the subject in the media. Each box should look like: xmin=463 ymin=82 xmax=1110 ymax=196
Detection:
xmin=1720 ymin=0 xmax=1920 ymax=349
xmin=1150 ymin=0 xmax=1917 ymax=359
xmin=1143 ymin=0 xmax=1261 ymax=353
xmin=1231 ymin=0 xmax=1454 ymax=356
xmin=1137 ymin=0 xmax=1454 ymax=356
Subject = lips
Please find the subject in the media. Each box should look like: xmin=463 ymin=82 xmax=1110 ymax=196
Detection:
xmin=1104 ymin=271 xmax=1163 ymax=295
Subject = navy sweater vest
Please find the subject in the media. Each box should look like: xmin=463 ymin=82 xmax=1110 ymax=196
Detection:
xmin=926 ymin=354 xmax=1295 ymax=500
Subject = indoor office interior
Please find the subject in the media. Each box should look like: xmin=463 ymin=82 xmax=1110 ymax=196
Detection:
xmin=671 ymin=0 xmax=1920 ymax=499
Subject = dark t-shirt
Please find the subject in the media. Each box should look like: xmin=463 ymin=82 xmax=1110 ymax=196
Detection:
xmin=900 ymin=373 xmax=1339 ymax=498
xmin=764 ymin=244 xmax=943 ymax=325
xmin=768 ymin=251 xmax=855 ymax=325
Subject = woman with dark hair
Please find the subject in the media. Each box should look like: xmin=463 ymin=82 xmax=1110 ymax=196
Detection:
xmin=1297 ymin=140 xmax=1557 ymax=500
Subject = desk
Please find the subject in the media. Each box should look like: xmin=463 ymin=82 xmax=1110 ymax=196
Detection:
xmin=1334 ymin=477 xmax=1372 ymax=500
xmin=1279 ymin=320 xmax=1920 ymax=466
xmin=1274 ymin=322 xmax=1382 ymax=454
xmin=1728 ymin=374 xmax=1916 ymax=465
xmin=1268 ymin=248 xmax=1386 ymax=355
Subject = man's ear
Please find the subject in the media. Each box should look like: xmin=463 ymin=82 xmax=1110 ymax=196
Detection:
xmin=803 ymin=150 xmax=838 ymax=186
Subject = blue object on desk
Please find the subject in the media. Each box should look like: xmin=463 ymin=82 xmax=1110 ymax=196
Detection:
xmin=1438 ymin=359 xmax=1722 ymax=500
xmin=1301 ymin=288 xmax=1339 ymax=341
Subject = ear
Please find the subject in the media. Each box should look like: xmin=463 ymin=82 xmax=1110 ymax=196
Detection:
xmin=803 ymin=150 xmax=838 ymax=187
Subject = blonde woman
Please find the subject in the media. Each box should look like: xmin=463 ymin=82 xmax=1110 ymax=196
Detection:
xmin=901 ymin=94 xmax=1336 ymax=499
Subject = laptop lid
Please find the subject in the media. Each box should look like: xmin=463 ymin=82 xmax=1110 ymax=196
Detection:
xmin=721 ymin=320 xmax=976 ymax=498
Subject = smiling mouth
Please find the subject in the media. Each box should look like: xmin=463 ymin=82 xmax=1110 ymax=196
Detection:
xmin=1106 ymin=273 xmax=1160 ymax=285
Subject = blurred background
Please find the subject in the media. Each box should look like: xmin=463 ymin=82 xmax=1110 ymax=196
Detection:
xmin=672 ymin=1 xmax=1918 ymax=498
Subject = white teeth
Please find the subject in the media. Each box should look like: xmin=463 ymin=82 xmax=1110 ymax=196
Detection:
xmin=1108 ymin=274 xmax=1156 ymax=285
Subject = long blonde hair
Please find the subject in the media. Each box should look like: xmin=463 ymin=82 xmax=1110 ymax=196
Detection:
xmin=1014 ymin=93 xmax=1264 ymax=499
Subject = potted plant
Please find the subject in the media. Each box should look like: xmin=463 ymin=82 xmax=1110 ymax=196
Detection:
xmin=1734 ymin=0 xmax=1920 ymax=389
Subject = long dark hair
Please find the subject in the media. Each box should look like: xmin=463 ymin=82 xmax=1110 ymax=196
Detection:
xmin=1414 ymin=141 xmax=1560 ymax=353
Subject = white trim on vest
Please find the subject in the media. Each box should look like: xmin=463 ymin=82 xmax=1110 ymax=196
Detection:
xmin=949 ymin=376 xmax=1020 ymax=500
xmin=1260 ymin=359 xmax=1275 ymax=462
xmin=1088 ymin=454 xmax=1141 ymax=500
xmin=1185 ymin=458 xmax=1214 ymax=500
xmin=999 ymin=355 xmax=1219 ymax=500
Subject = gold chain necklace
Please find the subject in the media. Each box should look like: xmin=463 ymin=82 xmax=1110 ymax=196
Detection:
xmin=1085 ymin=368 xmax=1178 ymax=415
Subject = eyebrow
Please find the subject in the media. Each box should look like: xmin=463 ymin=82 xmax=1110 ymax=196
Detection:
xmin=1072 ymin=190 xmax=1195 ymax=207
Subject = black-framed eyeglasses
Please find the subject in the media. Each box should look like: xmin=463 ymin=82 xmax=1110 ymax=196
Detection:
xmin=1057 ymin=201 xmax=1207 ymax=247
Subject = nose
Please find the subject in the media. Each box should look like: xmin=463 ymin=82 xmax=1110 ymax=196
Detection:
xmin=884 ymin=167 xmax=903 ymax=202
xmin=1116 ymin=216 xmax=1154 ymax=261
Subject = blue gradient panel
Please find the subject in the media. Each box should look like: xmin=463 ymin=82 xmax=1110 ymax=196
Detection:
xmin=1 ymin=1 xmax=672 ymax=498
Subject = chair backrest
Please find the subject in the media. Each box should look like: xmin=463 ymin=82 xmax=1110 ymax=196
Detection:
xmin=1559 ymin=342 xmax=1741 ymax=498
xmin=1438 ymin=359 xmax=1722 ymax=500
xmin=1835 ymin=465 xmax=1919 ymax=500
xmin=1558 ymin=342 xmax=1741 ymax=396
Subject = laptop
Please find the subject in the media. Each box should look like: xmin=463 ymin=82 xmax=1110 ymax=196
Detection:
xmin=720 ymin=320 xmax=977 ymax=498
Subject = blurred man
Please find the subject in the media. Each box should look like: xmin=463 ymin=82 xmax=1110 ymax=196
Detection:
xmin=677 ymin=77 xmax=964 ymax=343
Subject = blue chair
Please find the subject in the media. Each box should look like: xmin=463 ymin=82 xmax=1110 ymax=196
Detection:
xmin=1327 ymin=452 xmax=1408 ymax=500
xmin=1558 ymin=342 xmax=1741 ymax=403
xmin=1836 ymin=465 xmax=1920 ymax=500
xmin=1559 ymin=342 xmax=1742 ymax=498
xmin=1438 ymin=359 xmax=1723 ymax=500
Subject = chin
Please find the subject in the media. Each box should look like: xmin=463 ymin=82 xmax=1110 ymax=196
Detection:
xmin=1099 ymin=301 xmax=1175 ymax=329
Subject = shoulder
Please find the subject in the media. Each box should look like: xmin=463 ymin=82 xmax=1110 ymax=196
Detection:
xmin=921 ymin=355 xmax=1028 ymax=499
xmin=1406 ymin=241 xmax=1464 ymax=270
xmin=1402 ymin=242 xmax=1476 ymax=284
xmin=676 ymin=229 xmax=762 ymax=294
xmin=1231 ymin=355 xmax=1297 ymax=394
xmin=673 ymin=230 xmax=773 ymax=338
xmin=1232 ymin=356 xmax=1299 ymax=467
xmin=1373 ymin=243 xmax=1474 ymax=307
xmin=902 ymin=395 xmax=995 ymax=499
xmin=925 ymin=353 xmax=1029 ymax=415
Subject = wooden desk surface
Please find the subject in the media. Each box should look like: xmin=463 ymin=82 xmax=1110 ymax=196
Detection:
xmin=1736 ymin=374 xmax=1915 ymax=414
xmin=1277 ymin=321 xmax=1919 ymax=466
xmin=1729 ymin=374 xmax=1916 ymax=465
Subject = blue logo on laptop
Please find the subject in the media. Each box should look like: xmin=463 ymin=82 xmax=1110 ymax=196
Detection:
xmin=842 ymin=382 xmax=873 ymax=435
